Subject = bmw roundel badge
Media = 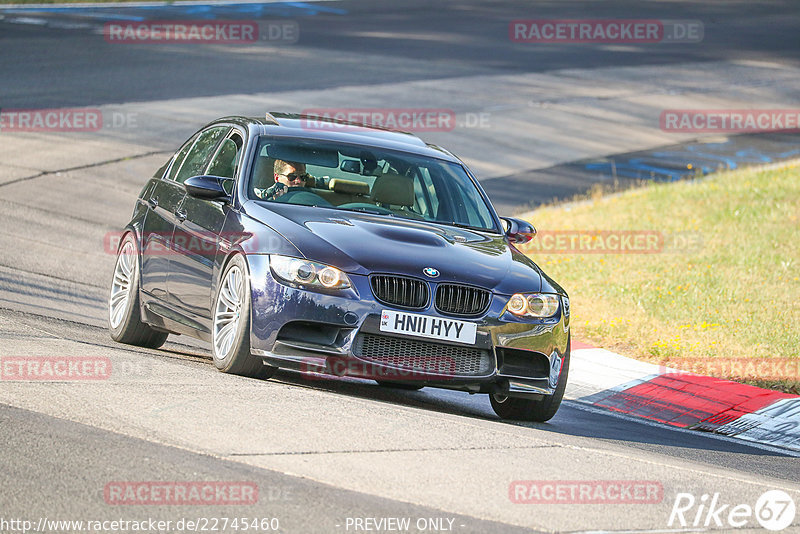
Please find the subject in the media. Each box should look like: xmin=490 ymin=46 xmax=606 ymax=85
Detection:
xmin=423 ymin=267 xmax=439 ymax=278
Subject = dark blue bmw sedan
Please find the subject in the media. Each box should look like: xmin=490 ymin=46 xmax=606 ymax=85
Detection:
xmin=109 ymin=113 xmax=570 ymax=421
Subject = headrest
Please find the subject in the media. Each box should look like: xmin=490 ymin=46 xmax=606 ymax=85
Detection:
xmin=371 ymin=173 xmax=414 ymax=206
xmin=251 ymin=157 xmax=276 ymax=190
xmin=329 ymin=179 xmax=370 ymax=195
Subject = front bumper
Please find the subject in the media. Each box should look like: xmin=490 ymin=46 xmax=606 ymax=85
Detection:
xmin=245 ymin=255 xmax=570 ymax=398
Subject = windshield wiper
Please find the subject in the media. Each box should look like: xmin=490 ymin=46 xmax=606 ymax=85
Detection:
xmin=337 ymin=207 xmax=395 ymax=216
xmin=441 ymin=221 xmax=493 ymax=232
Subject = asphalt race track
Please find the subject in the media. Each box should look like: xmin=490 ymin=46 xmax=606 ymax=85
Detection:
xmin=1 ymin=1 xmax=800 ymax=532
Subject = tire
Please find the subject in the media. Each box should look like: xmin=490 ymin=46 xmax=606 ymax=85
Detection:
xmin=490 ymin=340 xmax=570 ymax=422
xmin=375 ymin=381 xmax=424 ymax=391
xmin=108 ymin=233 xmax=169 ymax=349
xmin=212 ymin=254 xmax=276 ymax=379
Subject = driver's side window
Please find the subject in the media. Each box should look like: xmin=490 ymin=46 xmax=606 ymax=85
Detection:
xmin=207 ymin=132 xmax=243 ymax=195
xmin=207 ymin=134 xmax=242 ymax=179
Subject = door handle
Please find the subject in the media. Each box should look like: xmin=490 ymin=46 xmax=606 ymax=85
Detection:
xmin=147 ymin=197 xmax=158 ymax=209
xmin=174 ymin=209 xmax=187 ymax=222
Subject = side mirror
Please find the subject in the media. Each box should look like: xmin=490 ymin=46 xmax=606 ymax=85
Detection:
xmin=500 ymin=216 xmax=536 ymax=244
xmin=184 ymin=175 xmax=231 ymax=201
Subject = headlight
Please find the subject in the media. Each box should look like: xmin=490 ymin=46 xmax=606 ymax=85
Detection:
xmin=269 ymin=255 xmax=351 ymax=290
xmin=507 ymin=294 xmax=528 ymax=315
xmin=506 ymin=293 xmax=560 ymax=318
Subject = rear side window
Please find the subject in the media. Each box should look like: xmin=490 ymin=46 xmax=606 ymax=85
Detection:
xmin=163 ymin=135 xmax=197 ymax=182
xmin=171 ymin=126 xmax=229 ymax=184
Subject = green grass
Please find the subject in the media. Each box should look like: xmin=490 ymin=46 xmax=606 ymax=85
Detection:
xmin=519 ymin=162 xmax=800 ymax=393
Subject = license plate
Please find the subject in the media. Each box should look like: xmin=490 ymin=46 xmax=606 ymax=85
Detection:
xmin=379 ymin=310 xmax=477 ymax=345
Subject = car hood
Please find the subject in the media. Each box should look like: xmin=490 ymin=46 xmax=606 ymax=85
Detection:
xmin=244 ymin=202 xmax=549 ymax=294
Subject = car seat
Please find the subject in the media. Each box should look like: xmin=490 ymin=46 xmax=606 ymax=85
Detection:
xmin=371 ymin=173 xmax=414 ymax=207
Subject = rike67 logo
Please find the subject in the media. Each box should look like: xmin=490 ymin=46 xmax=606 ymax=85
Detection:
xmin=669 ymin=490 xmax=796 ymax=531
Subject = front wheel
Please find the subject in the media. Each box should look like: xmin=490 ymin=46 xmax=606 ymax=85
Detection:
xmin=212 ymin=255 xmax=276 ymax=379
xmin=490 ymin=343 xmax=570 ymax=422
xmin=108 ymin=233 xmax=168 ymax=349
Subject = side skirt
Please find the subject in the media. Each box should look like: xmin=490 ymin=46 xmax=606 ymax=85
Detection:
xmin=140 ymin=290 xmax=212 ymax=342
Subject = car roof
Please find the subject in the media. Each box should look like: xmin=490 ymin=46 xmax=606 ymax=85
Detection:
xmin=209 ymin=113 xmax=462 ymax=163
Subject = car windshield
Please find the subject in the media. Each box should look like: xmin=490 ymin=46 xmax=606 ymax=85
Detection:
xmin=247 ymin=137 xmax=498 ymax=232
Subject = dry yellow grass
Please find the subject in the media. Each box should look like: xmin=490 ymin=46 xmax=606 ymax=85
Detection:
xmin=519 ymin=162 xmax=800 ymax=393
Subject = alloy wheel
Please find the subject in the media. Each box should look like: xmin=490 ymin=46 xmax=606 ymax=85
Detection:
xmin=213 ymin=265 xmax=244 ymax=358
xmin=109 ymin=241 xmax=135 ymax=329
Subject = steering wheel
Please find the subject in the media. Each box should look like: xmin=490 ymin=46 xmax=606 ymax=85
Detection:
xmin=272 ymin=187 xmax=334 ymax=207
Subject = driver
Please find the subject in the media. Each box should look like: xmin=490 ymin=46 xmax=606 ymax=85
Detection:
xmin=255 ymin=159 xmax=313 ymax=200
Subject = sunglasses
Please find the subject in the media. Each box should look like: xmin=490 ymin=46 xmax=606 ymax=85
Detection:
xmin=279 ymin=172 xmax=308 ymax=182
